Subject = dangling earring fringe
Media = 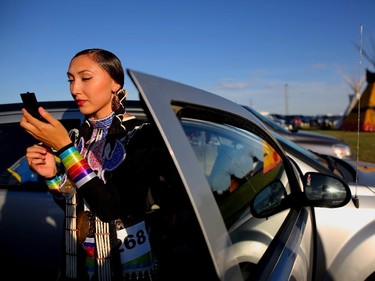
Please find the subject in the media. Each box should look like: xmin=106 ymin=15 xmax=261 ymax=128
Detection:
xmin=111 ymin=91 xmax=121 ymax=111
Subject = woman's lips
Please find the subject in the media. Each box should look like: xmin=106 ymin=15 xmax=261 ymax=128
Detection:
xmin=76 ymin=100 xmax=86 ymax=107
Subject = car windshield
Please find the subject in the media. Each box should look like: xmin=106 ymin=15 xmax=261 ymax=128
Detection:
xmin=242 ymin=105 xmax=356 ymax=181
xmin=242 ymin=105 xmax=291 ymax=134
xmin=274 ymin=132 xmax=353 ymax=178
xmin=275 ymin=133 xmax=323 ymax=162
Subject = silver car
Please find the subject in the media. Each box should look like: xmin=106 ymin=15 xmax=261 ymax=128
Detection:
xmin=242 ymin=105 xmax=353 ymax=160
xmin=274 ymin=135 xmax=375 ymax=281
xmin=0 ymin=70 xmax=354 ymax=280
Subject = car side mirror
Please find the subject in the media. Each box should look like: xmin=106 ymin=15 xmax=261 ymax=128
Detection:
xmin=250 ymin=180 xmax=288 ymax=218
xmin=303 ymin=172 xmax=351 ymax=208
xmin=250 ymin=172 xmax=352 ymax=218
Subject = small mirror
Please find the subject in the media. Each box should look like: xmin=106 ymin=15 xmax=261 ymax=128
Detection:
xmin=250 ymin=180 xmax=287 ymax=218
xmin=304 ymin=172 xmax=351 ymax=207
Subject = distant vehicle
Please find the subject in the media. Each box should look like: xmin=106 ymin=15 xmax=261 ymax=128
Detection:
xmin=242 ymin=105 xmax=353 ymax=160
xmin=269 ymin=113 xmax=302 ymax=131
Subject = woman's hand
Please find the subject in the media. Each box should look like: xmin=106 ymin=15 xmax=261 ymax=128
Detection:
xmin=25 ymin=144 xmax=57 ymax=178
xmin=20 ymin=107 xmax=72 ymax=151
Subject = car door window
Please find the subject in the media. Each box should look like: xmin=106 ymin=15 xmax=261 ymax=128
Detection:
xmin=180 ymin=116 xmax=291 ymax=278
xmin=181 ymin=118 xmax=289 ymax=225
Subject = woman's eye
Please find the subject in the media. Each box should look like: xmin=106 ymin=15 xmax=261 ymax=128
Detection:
xmin=82 ymin=77 xmax=92 ymax=81
xmin=67 ymin=79 xmax=73 ymax=83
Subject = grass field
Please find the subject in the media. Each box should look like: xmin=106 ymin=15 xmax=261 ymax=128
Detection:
xmin=306 ymin=129 xmax=375 ymax=163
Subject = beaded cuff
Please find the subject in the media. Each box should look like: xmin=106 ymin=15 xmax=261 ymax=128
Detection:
xmin=58 ymin=144 xmax=96 ymax=188
xmin=45 ymin=173 xmax=63 ymax=196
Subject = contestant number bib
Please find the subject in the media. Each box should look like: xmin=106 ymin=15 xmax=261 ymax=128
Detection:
xmin=117 ymin=220 xmax=151 ymax=263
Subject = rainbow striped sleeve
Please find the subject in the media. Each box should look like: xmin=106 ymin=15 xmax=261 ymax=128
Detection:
xmin=58 ymin=144 xmax=96 ymax=188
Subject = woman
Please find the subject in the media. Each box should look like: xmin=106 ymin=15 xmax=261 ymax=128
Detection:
xmin=20 ymin=49 xmax=161 ymax=281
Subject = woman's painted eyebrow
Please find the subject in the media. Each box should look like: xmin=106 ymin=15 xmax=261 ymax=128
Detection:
xmin=67 ymin=70 xmax=93 ymax=76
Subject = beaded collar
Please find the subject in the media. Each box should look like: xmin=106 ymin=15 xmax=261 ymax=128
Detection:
xmin=88 ymin=112 xmax=115 ymax=130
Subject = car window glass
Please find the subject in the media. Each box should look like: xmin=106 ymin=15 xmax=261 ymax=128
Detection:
xmin=243 ymin=105 xmax=290 ymax=133
xmin=181 ymin=118 xmax=289 ymax=226
xmin=276 ymin=134 xmax=346 ymax=179
xmin=0 ymin=119 xmax=81 ymax=189
xmin=180 ymin=117 xmax=290 ymax=277
xmin=0 ymin=122 xmax=36 ymax=173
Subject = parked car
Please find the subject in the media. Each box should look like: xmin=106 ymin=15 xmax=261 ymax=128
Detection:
xmin=269 ymin=113 xmax=302 ymax=131
xmin=242 ymin=105 xmax=353 ymax=160
xmin=0 ymin=100 xmax=146 ymax=280
xmin=0 ymin=70 xmax=356 ymax=280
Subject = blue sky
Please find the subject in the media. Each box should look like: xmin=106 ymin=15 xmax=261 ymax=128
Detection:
xmin=1 ymin=0 xmax=374 ymax=115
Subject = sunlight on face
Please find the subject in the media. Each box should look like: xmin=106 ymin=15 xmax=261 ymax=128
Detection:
xmin=67 ymin=54 xmax=120 ymax=119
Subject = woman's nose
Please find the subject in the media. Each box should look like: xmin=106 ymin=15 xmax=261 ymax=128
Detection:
xmin=70 ymin=81 xmax=80 ymax=95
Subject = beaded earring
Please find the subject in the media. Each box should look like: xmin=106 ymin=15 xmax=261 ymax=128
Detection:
xmin=111 ymin=90 xmax=121 ymax=111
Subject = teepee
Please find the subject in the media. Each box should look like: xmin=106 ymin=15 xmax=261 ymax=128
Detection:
xmin=341 ymin=69 xmax=375 ymax=131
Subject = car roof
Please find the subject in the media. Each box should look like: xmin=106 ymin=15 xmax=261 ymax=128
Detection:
xmin=0 ymin=100 xmax=146 ymax=124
